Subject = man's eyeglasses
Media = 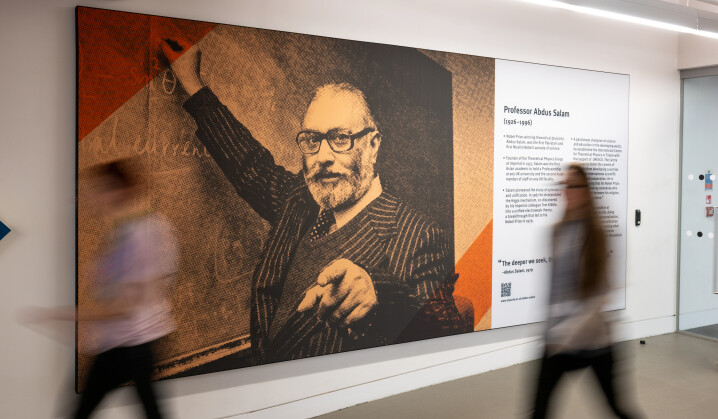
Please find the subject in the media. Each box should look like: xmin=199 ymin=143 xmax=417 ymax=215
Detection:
xmin=296 ymin=127 xmax=376 ymax=155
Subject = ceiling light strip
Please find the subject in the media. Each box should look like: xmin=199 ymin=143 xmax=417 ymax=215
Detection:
xmin=518 ymin=0 xmax=718 ymax=39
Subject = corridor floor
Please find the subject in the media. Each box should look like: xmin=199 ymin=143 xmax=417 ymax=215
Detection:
xmin=317 ymin=333 xmax=718 ymax=418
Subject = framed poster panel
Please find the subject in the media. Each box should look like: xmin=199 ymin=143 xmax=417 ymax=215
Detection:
xmin=76 ymin=6 xmax=627 ymax=385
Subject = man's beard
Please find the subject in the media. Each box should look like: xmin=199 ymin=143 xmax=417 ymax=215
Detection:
xmin=304 ymin=154 xmax=374 ymax=211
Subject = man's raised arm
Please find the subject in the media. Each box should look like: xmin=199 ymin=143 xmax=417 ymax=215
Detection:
xmin=161 ymin=39 xmax=301 ymax=225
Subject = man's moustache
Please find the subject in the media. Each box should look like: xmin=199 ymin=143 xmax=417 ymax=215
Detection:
xmin=308 ymin=169 xmax=348 ymax=181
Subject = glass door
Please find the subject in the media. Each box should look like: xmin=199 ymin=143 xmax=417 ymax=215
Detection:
xmin=678 ymin=69 xmax=718 ymax=338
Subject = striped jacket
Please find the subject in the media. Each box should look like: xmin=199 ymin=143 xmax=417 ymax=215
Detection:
xmin=184 ymin=88 xmax=467 ymax=363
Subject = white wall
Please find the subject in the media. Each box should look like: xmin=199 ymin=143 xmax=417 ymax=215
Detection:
xmin=0 ymin=0 xmax=686 ymax=417
xmin=678 ymin=33 xmax=718 ymax=69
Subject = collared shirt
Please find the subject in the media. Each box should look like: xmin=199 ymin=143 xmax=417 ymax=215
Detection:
xmin=330 ymin=176 xmax=382 ymax=233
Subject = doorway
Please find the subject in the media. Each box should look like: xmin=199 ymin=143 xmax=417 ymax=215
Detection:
xmin=678 ymin=67 xmax=718 ymax=339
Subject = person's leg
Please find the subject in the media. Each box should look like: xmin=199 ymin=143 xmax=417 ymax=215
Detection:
xmin=129 ymin=342 xmax=163 ymax=419
xmin=589 ymin=348 xmax=633 ymax=419
xmin=531 ymin=353 xmax=569 ymax=419
xmin=73 ymin=349 xmax=123 ymax=419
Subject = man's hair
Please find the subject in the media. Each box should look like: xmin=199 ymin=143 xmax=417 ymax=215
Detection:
xmin=311 ymin=83 xmax=378 ymax=129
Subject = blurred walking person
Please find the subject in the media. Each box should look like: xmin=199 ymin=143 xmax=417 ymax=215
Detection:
xmin=530 ymin=163 xmax=636 ymax=419
xmin=28 ymin=159 xmax=178 ymax=418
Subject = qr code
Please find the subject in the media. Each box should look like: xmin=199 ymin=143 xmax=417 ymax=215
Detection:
xmin=501 ymin=282 xmax=512 ymax=297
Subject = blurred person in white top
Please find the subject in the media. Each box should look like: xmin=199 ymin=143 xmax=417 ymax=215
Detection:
xmin=29 ymin=158 xmax=178 ymax=419
xmin=530 ymin=163 xmax=638 ymax=419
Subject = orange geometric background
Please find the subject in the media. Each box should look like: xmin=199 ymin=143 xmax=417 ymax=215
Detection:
xmin=77 ymin=7 xmax=215 ymax=141
xmin=454 ymin=220 xmax=493 ymax=330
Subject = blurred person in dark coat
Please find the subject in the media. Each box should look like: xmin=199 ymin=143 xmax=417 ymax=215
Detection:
xmin=530 ymin=163 xmax=637 ymax=419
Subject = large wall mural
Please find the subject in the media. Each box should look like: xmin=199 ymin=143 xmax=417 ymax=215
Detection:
xmin=76 ymin=6 xmax=627 ymax=385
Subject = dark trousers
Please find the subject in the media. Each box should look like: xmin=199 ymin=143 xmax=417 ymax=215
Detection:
xmin=531 ymin=348 xmax=633 ymax=419
xmin=74 ymin=342 xmax=162 ymax=419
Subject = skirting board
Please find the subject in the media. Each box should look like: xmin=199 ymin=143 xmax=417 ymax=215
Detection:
xmin=678 ymin=307 xmax=718 ymax=330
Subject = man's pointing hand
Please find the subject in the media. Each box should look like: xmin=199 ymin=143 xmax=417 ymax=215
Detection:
xmin=297 ymin=258 xmax=378 ymax=329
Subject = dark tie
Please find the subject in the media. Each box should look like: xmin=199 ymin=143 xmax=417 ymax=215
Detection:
xmin=309 ymin=210 xmax=335 ymax=241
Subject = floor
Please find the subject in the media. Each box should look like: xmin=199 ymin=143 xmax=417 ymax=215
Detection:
xmin=316 ymin=332 xmax=718 ymax=418
xmin=685 ymin=324 xmax=718 ymax=340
